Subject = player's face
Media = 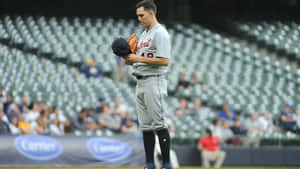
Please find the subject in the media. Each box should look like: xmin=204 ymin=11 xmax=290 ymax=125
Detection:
xmin=136 ymin=7 xmax=152 ymax=28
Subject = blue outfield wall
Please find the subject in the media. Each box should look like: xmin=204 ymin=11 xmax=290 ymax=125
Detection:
xmin=0 ymin=135 xmax=300 ymax=167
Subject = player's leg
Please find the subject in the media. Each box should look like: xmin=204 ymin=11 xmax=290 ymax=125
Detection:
xmin=144 ymin=76 xmax=171 ymax=169
xmin=136 ymin=82 xmax=156 ymax=169
xmin=214 ymin=150 xmax=226 ymax=168
xmin=142 ymin=130 xmax=156 ymax=169
xmin=201 ymin=150 xmax=210 ymax=168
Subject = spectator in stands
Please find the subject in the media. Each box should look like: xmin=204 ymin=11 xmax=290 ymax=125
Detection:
xmin=176 ymin=98 xmax=190 ymax=115
xmin=220 ymin=119 xmax=241 ymax=146
xmin=112 ymin=96 xmax=127 ymax=116
xmin=85 ymin=110 xmax=99 ymax=132
xmin=98 ymin=105 xmax=121 ymax=132
xmin=7 ymin=104 xmax=21 ymax=123
xmin=9 ymin=115 xmax=20 ymax=135
xmin=245 ymin=112 xmax=263 ymax=137
xmin=230 ymin=119 xmax=247 ymax=136
xmin=192 ymin=72 xmax=205 ymax=88
xmin=197 ymin=128 xmax=226 ymax=168
xmin=280 ymin=104 xmax=297 ymax=132
xmin=19 ymin=96 xmax=33 ymax=113
xmin=18 ymin=114 xmax=33 ymax=134
xmin=0 ymin=110 xmax=9 ymax=134
xmin=192 ymin=72 xmax=200 ymax=85
xmin=49 ymin=117 xmax=64 ymax=136
xmin=96 ymin=97 xmax=107 ymax=113
xmin=210 ymin=118 xmax=223 ymax=141
xmin=80 ymin=58 xmax=103 ymax=79
xmin=244 ymin=112 xmax=262 ymax=147
xmin=120 ymin=110 xmax=139 ymax=134
xmin=64 ymin=119 xmax=73 ymax=134
xmin=218 ymin=102 xmax=236 ymax=121
xmin=21 ymin=105 xmax=30 ymax=115
xmin=36 ymin=109 xmax=50 ymax=134
xmin=176 ymin=71 xmax=192 ymax=91
xmin=174 ymin=108 xmax=183 ymax=117
xmin=50 ymin=106 xmax=68 ymax=132
xmin=190 ymin=98 xmax=210 ymax=120
xmin=229 ymin=119 xmax=247 ymax=146
xmin=294 ymin=106 xmax=300 ymax=128
xmin=73 ymin=109 xmax=88 ymax=131
xmin=87 ymin=108 xmax=98 ymax=124
xmin=25 ymin=102 xmax=41 ymax=125
xmin=114 ymin=56 xmax=129 ymax=84
xmin=258 ymin=111 xmax=278 ymax=137
xmin=3 ymin=93 xmax=14 ymax=114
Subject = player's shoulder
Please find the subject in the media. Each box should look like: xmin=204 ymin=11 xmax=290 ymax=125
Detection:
xmin=154 ymin=24 xmax=170 ymax=38
xmin=156 ymin=24 xmax=169 ymax=34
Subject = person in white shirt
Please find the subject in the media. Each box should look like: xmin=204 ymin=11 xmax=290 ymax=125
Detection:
xmin=210 ymin=118 xmax=223 ymax=140
xmin=49 ymin=106 xmax=67 ymax=131
xmin=258 ymin=111 xmax=278 ymax=137
xmin=292 ymin=107 xmax=300 ymax=128
xmin=49 ymin=117 xmax=64 ymax=136
xmin=245 ymin=112 xmax=264 ymax=137
xmin=25 ymin=103 xmax=40 ymax=125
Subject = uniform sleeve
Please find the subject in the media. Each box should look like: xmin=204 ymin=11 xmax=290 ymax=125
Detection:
xmin=154 ymin=30 xmax=171 ymax=58
xmin=198 ymin=138 xmax=203 ymax=147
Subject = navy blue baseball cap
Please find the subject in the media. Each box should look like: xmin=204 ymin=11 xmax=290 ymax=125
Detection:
xmin=285 ymin=104 xmax=292 ymax=109
xmin=98 ymin=97 xmax=105 ymax=101
xmin=111 ymin=37 xmax=131 ymax=57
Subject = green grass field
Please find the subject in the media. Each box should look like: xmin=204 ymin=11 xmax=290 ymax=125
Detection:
xmin=1 ymin=167 xmax=300 ymax=169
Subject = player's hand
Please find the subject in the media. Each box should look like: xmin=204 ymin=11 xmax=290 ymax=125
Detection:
xmin=126 ymin=54 xmax=140 ymax=64
xmin=124 ymin=55 xmax=133 ymax=65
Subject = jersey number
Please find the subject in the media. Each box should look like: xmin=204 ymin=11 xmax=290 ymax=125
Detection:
xmin=141 ymin=52 xmax=154 ymax=58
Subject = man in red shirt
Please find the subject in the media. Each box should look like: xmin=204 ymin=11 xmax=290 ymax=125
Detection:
xmin=197 ymin=129 xmax=226 ymax=168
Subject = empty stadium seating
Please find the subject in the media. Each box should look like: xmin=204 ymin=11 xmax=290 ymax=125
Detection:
xmin=231 ymin=20 xmax=300 ymax=61
xmin=0 ymin=15 xmax=299 ymax=140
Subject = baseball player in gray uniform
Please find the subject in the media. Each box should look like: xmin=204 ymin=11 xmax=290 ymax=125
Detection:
xmin=125 ymin=0 xmax=172 ymax=169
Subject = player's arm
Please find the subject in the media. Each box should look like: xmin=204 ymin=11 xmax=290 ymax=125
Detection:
xmin=197 ymin=143 xmax=203 ymax=151
xmin=281 ymin=115 xmax=296 ymax=122
xmin=126 ymin=54 xmax=169 ymax=66
xmin=126 ymin=30 xmax=170 ymax=66
xmin=197 ymin=139 xmax=204 ymax=151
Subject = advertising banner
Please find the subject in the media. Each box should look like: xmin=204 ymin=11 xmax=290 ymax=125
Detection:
xmin=0 ymin=135 xmax=144 ymax=167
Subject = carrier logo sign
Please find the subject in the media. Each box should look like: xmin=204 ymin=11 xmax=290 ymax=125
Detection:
xmin=87 ymin=138 xmax=132 ymax=162
xmin=14 ymin=135 xmax=63 ymax=160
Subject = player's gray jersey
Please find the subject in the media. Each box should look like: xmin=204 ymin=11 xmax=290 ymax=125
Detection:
xmin=133 ymin=24 xmax=171 ymax=76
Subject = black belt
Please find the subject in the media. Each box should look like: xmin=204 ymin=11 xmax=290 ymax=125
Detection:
xmin=135 ymin=75 xmax=159 ymax=80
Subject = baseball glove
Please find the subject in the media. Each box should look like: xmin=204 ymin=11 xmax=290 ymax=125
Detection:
xmin=127 ymin=33 xmax=138 ymax=54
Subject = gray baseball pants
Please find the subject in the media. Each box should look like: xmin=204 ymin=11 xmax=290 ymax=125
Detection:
xmin=135 ymin=75 xmax=168 ymax=131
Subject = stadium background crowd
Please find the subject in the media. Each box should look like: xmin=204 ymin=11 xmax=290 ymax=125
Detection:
xmin=0 ymin=0 xmax=299 ymax=150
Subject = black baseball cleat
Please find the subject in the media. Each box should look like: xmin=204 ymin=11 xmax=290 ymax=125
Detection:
xmin=144 ymin=163 xmax=156 ymax=169
xmin=161 ymin=163 xmax=173 ymax=169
